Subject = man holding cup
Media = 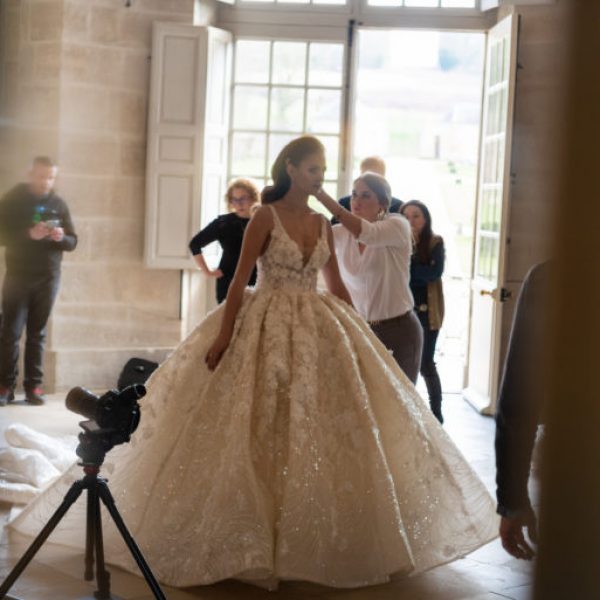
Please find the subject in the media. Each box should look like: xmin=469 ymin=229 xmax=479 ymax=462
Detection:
xmin=0 ymin=156 xmax=77 ymax=406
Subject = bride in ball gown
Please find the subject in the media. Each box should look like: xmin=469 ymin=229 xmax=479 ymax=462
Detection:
xmin=7 ymin=136 xmax=497 ymax=589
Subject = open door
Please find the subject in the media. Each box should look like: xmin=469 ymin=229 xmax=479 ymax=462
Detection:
xmin=463 ymin=13 xmax=519 ymax=415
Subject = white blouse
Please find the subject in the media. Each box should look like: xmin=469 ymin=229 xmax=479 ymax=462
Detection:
xmin=333 ymin=214 xmax=414 ymax=322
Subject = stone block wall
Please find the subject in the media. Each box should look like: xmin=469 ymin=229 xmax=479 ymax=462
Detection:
xmin=0 ymin=0 xmax=62 ymax=187
xmin=0 ymin=0 xmax=195 ymax=391
xmin=498 ymin=2 xmax=567 ymax=359
xmin=504 ymin=4 xmax=565 ymax=277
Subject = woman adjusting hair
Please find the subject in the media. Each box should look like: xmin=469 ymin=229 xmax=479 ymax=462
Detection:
xmin=316 ymin=173 xmax=423 ymax=384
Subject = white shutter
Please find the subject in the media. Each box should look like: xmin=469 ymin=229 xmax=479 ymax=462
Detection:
xmin=145 ymin=23 xmax=232 ymax=269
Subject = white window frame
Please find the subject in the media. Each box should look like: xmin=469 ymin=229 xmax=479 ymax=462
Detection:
xmin=217 ymin=0 xmax=495 ymax=31
xmin=217 ymin=0 xmax=494 ymax=196
xmin=361 ymin=0 xmax=483 ymax=11
xmin=223 ymin=0 xmax=484 ymax=11
xmin=228 ymin=36 xmax=348 ymax=196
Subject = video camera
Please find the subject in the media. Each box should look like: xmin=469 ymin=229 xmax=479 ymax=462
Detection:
xmin=65 ymin=384 xmax=146 ymax=465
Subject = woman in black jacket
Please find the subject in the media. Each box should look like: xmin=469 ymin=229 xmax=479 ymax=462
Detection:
xmin=401 ymin=200 xmax=445 ymax=423
xmin=189 ymin=179 xmax=260 ymax=303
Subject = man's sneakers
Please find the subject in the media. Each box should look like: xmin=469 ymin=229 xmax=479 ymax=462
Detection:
xmin=0 ymin=386 xmax=46 ymax=406
xmin=25 ymin=387 xmax=46 ymax=406
xmin=0 ymin=386 xmax=15 ymax=406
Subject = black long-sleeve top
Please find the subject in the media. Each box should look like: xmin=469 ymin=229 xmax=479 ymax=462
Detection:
xmin=409 ymin=240 xmax=445 ymax=306
xmin=0 ymin=184 xmax=77 ymax=276
xmin=495 ymin=262 xmax=550 ymax=516
xmin=189 ymin=213 xmax=257 ymax=285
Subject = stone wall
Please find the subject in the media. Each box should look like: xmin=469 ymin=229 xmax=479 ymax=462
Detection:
xmin=0 ymin=0 xmax=65 ymax=384
xmin=0 ymin=0 xmax=195 ymax=391
xmin=0 ymin=0 xmax=62 ymax=190
xmin=499 ymin=2 xmax=566 ymax=359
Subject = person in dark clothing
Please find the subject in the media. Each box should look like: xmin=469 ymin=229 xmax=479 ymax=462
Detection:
xmin=0 ymin=156 xmax=77 ymax=406
xmin=189 ymin=179 xmax=260 ymax=303
xmin=400 ymin=200 xmax=445 ymax=423
xmin=331 ymin=156 xmax=402 ymax=225
xmin=495 ymin=261 xmax=551 ymax=560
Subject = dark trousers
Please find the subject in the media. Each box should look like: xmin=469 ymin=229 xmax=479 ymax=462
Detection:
xmin=0 ymin=271 xmax=60 ymax=390
xmin=417 ymin=310 xmax=444 ymax=423
xmin=370 ymin=309 xmax=423 ymax=384
xmin=216 ymin=269 xmax=257 ymax=303
xmin=216 ymin=275 xmax=232 ymax=304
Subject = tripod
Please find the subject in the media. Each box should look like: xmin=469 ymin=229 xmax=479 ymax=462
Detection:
xmin=0 ymin=464 xmax=167 ymax=600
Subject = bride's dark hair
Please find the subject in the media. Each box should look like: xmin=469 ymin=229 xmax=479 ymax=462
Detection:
xmin=262 ymin=136 xmax=325 ymax=204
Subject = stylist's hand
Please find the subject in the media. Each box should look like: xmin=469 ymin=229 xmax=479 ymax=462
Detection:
xmin=315 ymin=187 xmax=332 ymax=203
xmin=205 ymin=332 xmax=231 ymax=371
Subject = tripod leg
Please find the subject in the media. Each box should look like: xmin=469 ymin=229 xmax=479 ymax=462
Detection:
xmin=0 ymin=480 xmax=86 ymax=598
xmin=85 ymin=483 xmax=96 ymax=580
xmin=92 ymin=484 xmax=111 ymax=600
xmin=96 ymin=481 xmax=167 ymax=600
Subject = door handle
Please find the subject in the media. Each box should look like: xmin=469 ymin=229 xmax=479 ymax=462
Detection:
xmin=479 ymin=287 xmax=513 ymax=302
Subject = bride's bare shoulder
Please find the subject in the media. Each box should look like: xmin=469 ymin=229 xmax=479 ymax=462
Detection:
xmin=251 ymin=204 xmax=275 ymax=224
xmin=311 ymin=210 xmax=330 ymax=226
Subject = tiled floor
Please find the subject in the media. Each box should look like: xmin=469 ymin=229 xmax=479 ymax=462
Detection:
xmin=0 ymin=391 xmax=535 ymax=600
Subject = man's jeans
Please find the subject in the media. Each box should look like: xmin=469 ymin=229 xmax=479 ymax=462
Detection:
xmin=0 ymin=271 xmax=60 ymax=390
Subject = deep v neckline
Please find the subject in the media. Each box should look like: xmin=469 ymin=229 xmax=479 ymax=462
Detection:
xmin=271 ymin=206 xmax=324 ymax=268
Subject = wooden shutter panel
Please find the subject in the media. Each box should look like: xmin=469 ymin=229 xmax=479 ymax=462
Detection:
xmin=145 ymin=23 xmax=232 ymax=268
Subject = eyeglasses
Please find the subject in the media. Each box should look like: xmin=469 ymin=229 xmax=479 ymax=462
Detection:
xmin=230 ymin=196 xmax=252 ymax=205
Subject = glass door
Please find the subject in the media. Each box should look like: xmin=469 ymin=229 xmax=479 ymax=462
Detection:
xmin=463 ymin=13 xmax=519 ymax=415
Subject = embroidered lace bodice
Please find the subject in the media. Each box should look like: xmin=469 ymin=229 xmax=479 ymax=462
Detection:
xmin=255 ymin=205 xmax=330 ymax=293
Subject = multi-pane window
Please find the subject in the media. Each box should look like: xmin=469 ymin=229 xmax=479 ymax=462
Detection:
xmin=235 ymin=0 xmax=476 ymax=5
xmin=368 ymin=0 xmax=476 ymax=7
xmin=238 ymin=0 xmax=346 ymax=5
xmin=229 ymin=40 xmax=345 ymax=199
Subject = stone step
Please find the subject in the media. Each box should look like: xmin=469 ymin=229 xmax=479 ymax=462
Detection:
xmin=50 ymin=303 xmax=182 ymax=348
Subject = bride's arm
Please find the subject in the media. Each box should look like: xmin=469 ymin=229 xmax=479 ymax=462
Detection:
xmin=205 ymin=206 xmax=272 ymax=370
xmin=321 ymin=221 xmax=354 ymax=307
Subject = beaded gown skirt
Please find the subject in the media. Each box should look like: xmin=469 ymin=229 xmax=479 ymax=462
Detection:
xmin=8 ymin=209 xmax=498 ymax=589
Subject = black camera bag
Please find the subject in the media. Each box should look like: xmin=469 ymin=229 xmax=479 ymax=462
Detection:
xmin=117 ymin=357 xmax=159 ymax=391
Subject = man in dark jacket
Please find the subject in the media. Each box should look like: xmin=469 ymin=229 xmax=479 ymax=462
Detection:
xmin=0 ymin=156 xmax=77 ymax=405
xmin=495 ymin=261 xmax=551 ymax=559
